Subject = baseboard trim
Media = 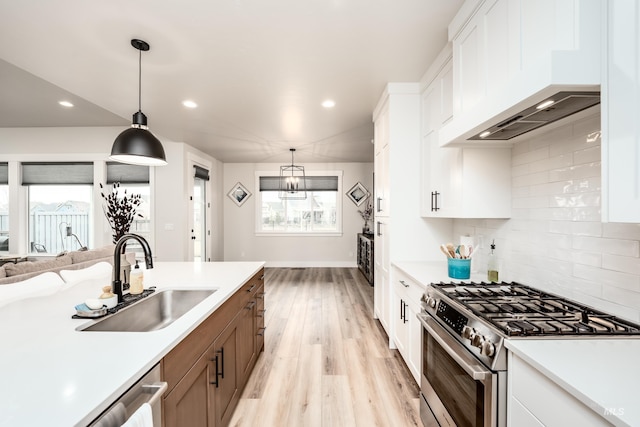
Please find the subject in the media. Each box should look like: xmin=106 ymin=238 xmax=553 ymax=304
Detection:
xmin=264 ymin=261 xmax=357 ymax=268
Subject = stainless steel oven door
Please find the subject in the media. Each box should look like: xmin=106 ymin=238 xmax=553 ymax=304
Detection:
xmin=418 ymin=313 xmax=501 ymax=427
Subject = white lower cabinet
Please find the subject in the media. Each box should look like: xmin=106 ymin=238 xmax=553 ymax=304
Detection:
xmin=508 ymin=353 xmax=611 ymax=426
xmin=391 ymin=267 xmax=423 ymax=384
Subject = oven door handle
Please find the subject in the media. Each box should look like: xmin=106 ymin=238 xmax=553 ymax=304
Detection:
xmin=417 ymin=313 xmax=493 ymax=381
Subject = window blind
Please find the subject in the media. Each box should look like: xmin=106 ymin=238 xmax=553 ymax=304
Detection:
xmin=0 ymin=163 xmax=7 ymax=185
xmin=259 ymin=176 xmax=338 ymax=191
xmin=107 ymin=162 xmax=150 ymax=184
xmin=194 ymin=165 xmax=210 ymax=181
xmin=21 ymin=162 xmax=93 ymax=185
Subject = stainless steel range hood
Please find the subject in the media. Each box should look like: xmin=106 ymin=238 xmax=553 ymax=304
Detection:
xmin=468 ymin=91 xmax=600 ymax=141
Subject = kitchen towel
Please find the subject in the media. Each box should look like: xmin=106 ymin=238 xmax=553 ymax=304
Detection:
xmin=122 ymin=402 xmax=153 ymax=427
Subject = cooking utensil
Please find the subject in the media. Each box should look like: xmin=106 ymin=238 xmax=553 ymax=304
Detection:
xmin=440 ymin=244 xmax=452 ymax=258
xmin=445 ymin=243 xmax=456 ymax=259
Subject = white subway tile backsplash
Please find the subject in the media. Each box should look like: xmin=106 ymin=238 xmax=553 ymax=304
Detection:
xmin=548 ymin=162 xmax=600 ymax=182
xmin=513 ymin=146 xmax=549 ymax=166
xmin=603 ymin=222 xmax=640 ymax=240
xmin=570 ymin=221 xmax=602 ymax=237
xmin=453 ymin=112 xmax=640 ymax=321
xmin=573 ymin=236 xmax=639 ymax=256
xmin=571 ymin=251 xmax=602 ymax=267
xmin=513 ymin=171 xmax=549 ymax=187
xmin=573 ymin=145 xmax=600 ymax=165
xmin=602 ymin=254 xmax=640 ymax=276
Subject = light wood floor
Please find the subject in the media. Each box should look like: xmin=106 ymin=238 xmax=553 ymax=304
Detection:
xmin=229 ymin=267 xmax=421 ymax=427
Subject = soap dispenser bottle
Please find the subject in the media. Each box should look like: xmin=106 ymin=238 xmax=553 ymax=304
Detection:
xmin=130 ymin=260 xmax=144 ymax=295
xmin=487 ymin=240 xmax=499 ymax=282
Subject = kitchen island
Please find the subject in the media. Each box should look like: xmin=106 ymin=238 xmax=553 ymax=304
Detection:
xmin=0 ymin=261 xmax=264 ymax=427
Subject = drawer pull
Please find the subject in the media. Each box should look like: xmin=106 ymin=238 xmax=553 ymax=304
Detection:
xmin=245 ymin=301 xmax=257 ymax=310
xmin=257 ymin=309 xmax=266 ymax=317
xmin=399 ymin=280 xmax=409 ymax=288
xmin=247 ymin=284 xmax=256 ymax=293
xmin=257 ymin=327 xmax=266 ymax=337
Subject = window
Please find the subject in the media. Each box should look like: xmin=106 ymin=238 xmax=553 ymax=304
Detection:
xmin=0 ymin=163 xmax=8 ymax=252
xmin=23 ymin=162 xmax=93 ymax=254
xmin=256 ymin=172 xmax=342 ymax=234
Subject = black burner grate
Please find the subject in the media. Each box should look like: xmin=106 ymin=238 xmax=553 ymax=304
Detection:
xmin=430 ymin=281 xmax=640 ymax=337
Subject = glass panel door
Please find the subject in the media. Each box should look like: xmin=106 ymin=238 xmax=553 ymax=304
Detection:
xmin=193 ymin=176 xmax=206 ymax=262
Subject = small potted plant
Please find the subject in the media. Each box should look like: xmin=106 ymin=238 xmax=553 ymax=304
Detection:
xmin=358 ymin=199 xmax=373 ymax=234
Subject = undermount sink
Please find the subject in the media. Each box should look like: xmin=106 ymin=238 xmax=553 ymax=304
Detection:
xmin=78 ymin=289 xmax=216 ymax=332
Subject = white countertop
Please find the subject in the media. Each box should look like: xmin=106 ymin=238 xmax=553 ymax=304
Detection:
xmin=392 ymin=260 xmax=486 ymax=288
xmin=394 ymin=260 xmax=640 ymax=427
xmin=506 ymin=339 xmax=640 ymax=427
xmin=0 ymin=261 xmax=264 ymax=427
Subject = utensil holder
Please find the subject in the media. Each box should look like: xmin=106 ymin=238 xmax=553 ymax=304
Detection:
xmin=448 ymin=258 xmax=471 ymax=279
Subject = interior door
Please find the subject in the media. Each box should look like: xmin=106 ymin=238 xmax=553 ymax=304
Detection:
xmin=193 ymin=175 xmax=207 ymax=262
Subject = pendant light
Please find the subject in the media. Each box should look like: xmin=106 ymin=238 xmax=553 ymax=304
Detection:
xmin=110 ymin=39 xmax=167 ymax=166
xmin=279 ymin=148 xmax=306 ymax=199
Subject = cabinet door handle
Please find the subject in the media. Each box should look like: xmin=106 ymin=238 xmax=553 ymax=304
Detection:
xmin=246 ymin=300 xmax=257 ymax=310
xmin=219 ymin=347 xmax=225 ymax=379
xmin=431 ymin=191 xmax=440 ymax=212
xmin=399 ymin=280 xmax=409 ymax=288
xmin=376 ymin=197 xmax=382 ymax=213
xmin=257 ymin=327 xmax=266 ymax=336
xmin=257 ymin=309 xmax=267 ymax=317
xmin=377 ymin=221 xmax=382 ymax=237
xmin=403 ymin=302 xmax=408 ymax=324
xmin=247 ymin=284 xmax=256 ymax=293
xmin=256 ymin=292 xmax=266 ymax=299
xmin=210 ymin=352 xmax=221 ymax=387
xmin=400 ymin=299 xmax=403 ymax=320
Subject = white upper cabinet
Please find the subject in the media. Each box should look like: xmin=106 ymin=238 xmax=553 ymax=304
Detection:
xmin=421 ymin=46 xmax=511 ymax=218
xmin=602 ymin=0 xmax=640 ymax=223
xmin=441 ymin=0 xmax=601 ymax=147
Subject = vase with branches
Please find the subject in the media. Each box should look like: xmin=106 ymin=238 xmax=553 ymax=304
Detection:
xmin=100 ymin=182 xmax=143 ymax=244
xmin=358 ymin=199 xmax=373 ymax=233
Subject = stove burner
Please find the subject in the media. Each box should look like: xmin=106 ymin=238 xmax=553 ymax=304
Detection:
xmin=429 ymin=281 xmax=640 ymax=337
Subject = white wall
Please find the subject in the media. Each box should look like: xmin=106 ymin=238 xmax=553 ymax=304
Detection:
xmin=223 ymin=162 xmax=374 ymax=266
xmin=454 ymin=113 xmax=640 ymax=322
xmin=0 ymin=127 xmax=223 ymax=262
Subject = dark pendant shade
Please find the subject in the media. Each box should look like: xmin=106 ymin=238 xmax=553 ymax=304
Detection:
xmin=110 ymin=38 xmax=167 ymax=167
xmin=110 ymin=127 xmax=167 ymax=166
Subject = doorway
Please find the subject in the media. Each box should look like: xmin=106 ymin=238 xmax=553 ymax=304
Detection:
xmin=192 ymin=165 xmax=209 ymax=262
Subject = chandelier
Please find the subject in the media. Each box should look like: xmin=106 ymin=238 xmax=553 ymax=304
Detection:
xmin=279 ymin=148 xmax=306 ymax=199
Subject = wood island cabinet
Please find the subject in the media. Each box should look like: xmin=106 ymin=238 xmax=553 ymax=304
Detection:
xmin=162 ymin=269 xmax=265 ymax=427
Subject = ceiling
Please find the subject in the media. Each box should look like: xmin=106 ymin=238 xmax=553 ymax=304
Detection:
xmin=0 ymin=0 xmax=463 ymax=163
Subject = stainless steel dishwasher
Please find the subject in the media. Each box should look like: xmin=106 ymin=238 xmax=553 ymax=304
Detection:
xmin=89 ymin=362 xmax=167 ymax=427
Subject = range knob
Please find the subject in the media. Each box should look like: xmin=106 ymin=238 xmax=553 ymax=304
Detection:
xmin=461 ymin=325 xmax=473 ymax=339
xmin=481 ymin=340 xmax=495 ymax=357
xmin=471 ymin=333 xmax=483 ymax=348
xmin=425 ymin=296 xmax=437 ymax=308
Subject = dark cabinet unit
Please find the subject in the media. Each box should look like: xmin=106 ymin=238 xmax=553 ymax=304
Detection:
xmin=357 ymin=233 xmax=374 ymax=285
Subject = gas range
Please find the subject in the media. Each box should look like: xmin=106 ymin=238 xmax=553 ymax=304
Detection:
xmin=421 ymin=281 xmax=640 ymax=371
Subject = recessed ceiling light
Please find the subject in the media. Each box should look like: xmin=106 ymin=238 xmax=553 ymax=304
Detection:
xmin=536 ymin=100 xmax=555 ymax=110
xmin=59 ymin=101 xmax=74 ymax=108
xmin=479 ymin=131 xmax=491 ymax=138
xmin=182 ymin=100 xmax=198 ymax=109
xmin=322 ymin=100 xmax=335 ymax=108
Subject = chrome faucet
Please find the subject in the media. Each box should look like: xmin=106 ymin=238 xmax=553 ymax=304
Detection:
xmin=112 ymin=233 xmax=154 ymax=303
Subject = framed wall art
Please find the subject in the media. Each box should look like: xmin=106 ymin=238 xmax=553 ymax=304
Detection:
xmin=346 ymin=182 xmax=370 ymax=206
xmin=228 ymin=182 xmax=252 ymax=206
